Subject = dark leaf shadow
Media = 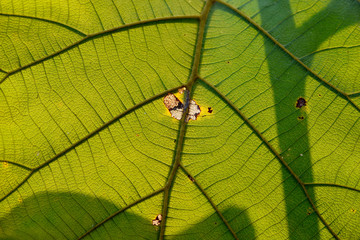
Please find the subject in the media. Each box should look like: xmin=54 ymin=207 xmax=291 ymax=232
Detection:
xmin=174 ymin=206 xmax=255 ymax=240
xmin=0 ymin=192 xmax=254 ymax=240
xmin=222 ymin=207 xmax=255 ymax=240
xmin=0 ymin=192 xmax=156 ymax=240
xmin=257 ymin=0 xmax=360 ymax=239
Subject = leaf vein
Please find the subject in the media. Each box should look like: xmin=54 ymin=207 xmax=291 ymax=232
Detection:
xmin=0 ymin=16 xmax=200 ymax=85
xmin=198 ymin=75 xmax=340 ymax=239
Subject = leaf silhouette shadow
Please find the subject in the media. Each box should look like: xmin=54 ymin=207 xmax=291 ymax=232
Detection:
xmin=0 ymin=190 xmax=255 ymax=240
xmin=0 ymin=191 xmax=158 ymax=240
xmin=163 ymin=206 xmax=255 ymax=240
xmin=1 ymin=1 xmax=358 ymax=240
xmin=257 ymin=0 xmax=360 ymax=239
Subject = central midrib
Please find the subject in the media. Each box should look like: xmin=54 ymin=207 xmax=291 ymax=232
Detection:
xmin=159 ymin=0 xmax=216 ymax=239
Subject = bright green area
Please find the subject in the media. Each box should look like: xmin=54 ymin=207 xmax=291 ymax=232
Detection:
xmin=0 ymin=0 xmax=359 ymax=239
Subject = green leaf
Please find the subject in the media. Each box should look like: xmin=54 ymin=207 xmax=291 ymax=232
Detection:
xmin=1 ymin=0 xmax=359 ymax=239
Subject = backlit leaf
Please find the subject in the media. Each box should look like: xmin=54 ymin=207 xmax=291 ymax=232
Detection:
xmin=1 ymin=0 xmax=360 ymax=239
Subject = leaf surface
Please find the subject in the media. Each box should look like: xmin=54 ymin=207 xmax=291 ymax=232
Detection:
xmin=1 ymin=0 xmax=360 ymax=239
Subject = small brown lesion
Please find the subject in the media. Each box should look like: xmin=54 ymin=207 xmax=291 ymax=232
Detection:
xmin=152 ymin=214 xmax=162 ymax=226
xmin=178 ymin=87 xmax=186 ymax=94
xmin=306 ymin=207 xmax=313 ymax=215
xmin=187 ymin=174 xmax=195 ymax=182
xmin=296 ymin=97 xmax=307 ymax=108
xmin=207 ymin=107 xmax=213 ymax=113
xmin=298 ymin=116 xmax=304 ymax=120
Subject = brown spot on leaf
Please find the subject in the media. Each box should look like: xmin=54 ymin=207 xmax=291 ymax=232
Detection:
xmin=178 ymin=87 xmax=186 ymax=94
xmin=164 ymin=93 xmax=183 ymax=110
xmin=187 ymin=175 xmax=195 ymax=182
xmin=207 ymin=107 xmax=213 ymax=113
xmin=298 ymin=116 xmax=304 ymax=120
xmin=296 ymin=97 xmax=307 ymax=108
xmin=306 ymin=207 xmax=313 ymax=215
xmin=152 ymin=214 xmax=162 ymax=226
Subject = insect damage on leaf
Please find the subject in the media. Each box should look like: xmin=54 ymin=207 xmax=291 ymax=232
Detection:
xmin=164 ymin=93 xmax=184 ymax=120
xmin=186 ymin=100 xmax=201 ymax=121
xmin=296 ymin=97 xmax=307 ymax=108
xmin=152 ymin=214 xmax=162 ymax=226
xmin=163 ymin=93 xmax=200 ymax=122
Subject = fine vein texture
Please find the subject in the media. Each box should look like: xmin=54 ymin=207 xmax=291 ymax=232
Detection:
xmin=0 ymin=0 xmax=359 ymax=239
